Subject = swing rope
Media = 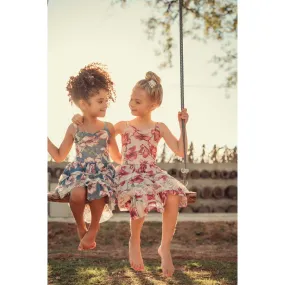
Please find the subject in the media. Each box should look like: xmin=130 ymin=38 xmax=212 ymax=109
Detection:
xmin=179 ymin=0 xmax=189 ymax=186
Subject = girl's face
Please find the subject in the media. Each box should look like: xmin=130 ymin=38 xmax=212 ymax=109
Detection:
xmin=129 ymin=87 xmax=156 ymax=116
xmin=79 ymin=89 xmax=109 ymax=118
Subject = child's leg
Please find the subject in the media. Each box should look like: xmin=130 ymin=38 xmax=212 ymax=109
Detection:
xmin=158 ymin=194 xmax=180 ymax=277
xmin=79 ymin=197 xmax=106 ymax=249
xmin=129 ymin=217 xmax=145 ymax=271
xmin=70 ymin=187 xmax=88 ymax=239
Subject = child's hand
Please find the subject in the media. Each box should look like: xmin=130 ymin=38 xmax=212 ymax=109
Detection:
xmin=72 ymin=114 xmax=84 ymax=126
xmin=178 ymin=108 xmax=189 ymax=126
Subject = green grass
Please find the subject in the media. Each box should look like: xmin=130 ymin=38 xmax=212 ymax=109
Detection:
xmin=48 ymin=221 xmax=237 ymax=284
xmin=48 ymin=258 xmax=237 ymax=285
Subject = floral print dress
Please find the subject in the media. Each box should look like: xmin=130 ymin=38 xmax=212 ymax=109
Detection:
xmin=50 ymin=123 xmax=116 ymax=223
xmin=115 ymin=121 xmax=194 ymax=220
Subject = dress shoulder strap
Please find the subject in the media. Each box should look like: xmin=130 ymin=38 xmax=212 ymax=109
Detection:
xmin=103 ymin=121 xmax=109 ymax=132
xmin=72 ymin=123 xmax=79 ymax=137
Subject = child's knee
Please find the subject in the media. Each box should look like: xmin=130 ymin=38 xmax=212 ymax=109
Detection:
xmin=167 ymin=194 xmax=180 ymax=203
xmin=70 ymin=188 xmax=86 ymax=202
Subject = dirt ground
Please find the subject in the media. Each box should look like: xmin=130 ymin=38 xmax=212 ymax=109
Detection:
xmin=48 ymin=220 xmax=237 ymax=262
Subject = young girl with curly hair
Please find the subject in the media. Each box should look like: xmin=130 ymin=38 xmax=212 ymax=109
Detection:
xmin=48 ymin=63 xmax=121 ymax=250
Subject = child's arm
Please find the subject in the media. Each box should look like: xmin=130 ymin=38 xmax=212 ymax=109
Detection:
xmin=107 ymin=122 xmax=122 ymax=164
xmin=48 ymin=124 xmax=75 ymax=162
xmin=159 ymin=108 xmax=189 ymax=158
xmin=72 ymin=114 xmax=84 ymax=126
xmin=114 ymin=121 xmax=125 ymax=137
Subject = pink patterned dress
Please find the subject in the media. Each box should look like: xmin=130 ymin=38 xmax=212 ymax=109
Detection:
xmin=115 ymin=121 xmax=192 ymax=220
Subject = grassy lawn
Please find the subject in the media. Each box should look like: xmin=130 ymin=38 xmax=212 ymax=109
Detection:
xmin=48 ymin=258 xmax=237 ymax=285
xmin=48 ymin=220 xmax=237 ymax=284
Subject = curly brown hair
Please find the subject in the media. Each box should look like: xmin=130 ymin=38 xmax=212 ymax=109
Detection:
xmin=66 ymin=62 xmax=116 ymax=105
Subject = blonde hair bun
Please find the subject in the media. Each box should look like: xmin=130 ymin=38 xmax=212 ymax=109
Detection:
xmin=145 ymin=71 xmax=161 ymax=85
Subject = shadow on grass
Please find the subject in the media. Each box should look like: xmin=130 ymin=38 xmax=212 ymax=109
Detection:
xmin=48 ymin=257 xmax=237 ymax=285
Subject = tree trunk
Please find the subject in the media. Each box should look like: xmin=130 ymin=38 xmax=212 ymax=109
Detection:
xmin=212 ymin=206 xmax=226 ymax=213
xmin=225 ymin=185 xmax=237 ymax=199
xmin=212 ymin=187 xmax=224 ymax=199
xmin=227 ymin=205 xmax=237 ymax=213
xmin=210 ymin=170 xmax=220 ymax=179
xmin=220 ymin=170 xmax=230 ymax=179
xmin=200 ymin=187 xmax=212 ymax=199
xmin=190 ymin=170 xmax=200 ymax=179
xmin=197 ymin=205 xmax=211 ymax=213
xmin=167 ymin=168 xmax=178 ymax=177
xmin=200 ymin=170 xmax=210 ymax=179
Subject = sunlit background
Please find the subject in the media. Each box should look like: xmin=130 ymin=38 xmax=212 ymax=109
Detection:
xmin=48 ymin=0 xmax=237 ymax=160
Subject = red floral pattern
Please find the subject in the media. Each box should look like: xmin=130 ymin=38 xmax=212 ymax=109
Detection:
xmin=116 ymin=122 xmax=192 ymax=220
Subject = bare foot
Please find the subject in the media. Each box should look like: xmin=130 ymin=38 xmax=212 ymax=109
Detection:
xmin=158 ymin=245 xmax=175 ymax=277
xmin=78 ymin=230 xmax=96 ymax=251
xmin=78 ymin=241 xmax=96 ymax=251
xmin=129 ymin=237 xmax=145 ymax=271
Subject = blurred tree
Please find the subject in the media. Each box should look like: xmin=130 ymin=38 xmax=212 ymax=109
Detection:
xmin=112 ymin=0 xmax=237 ymax=89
